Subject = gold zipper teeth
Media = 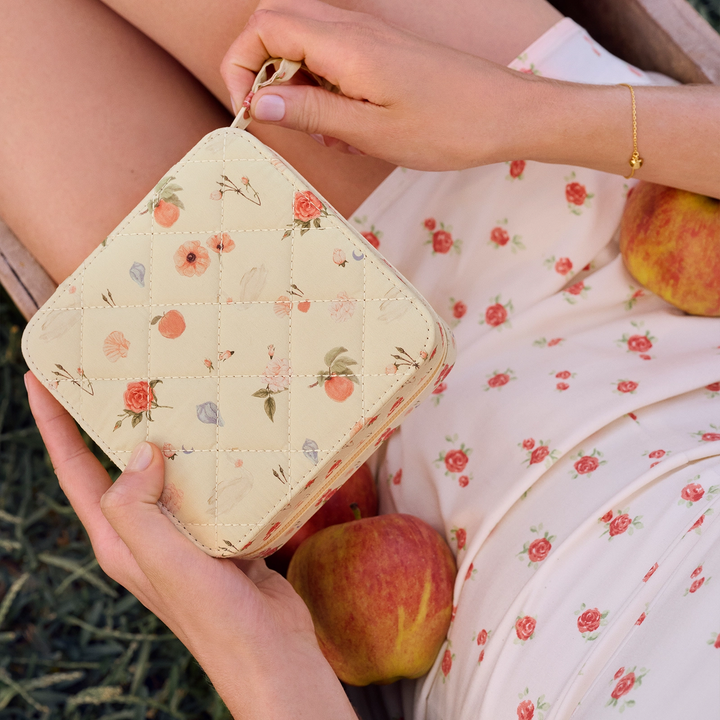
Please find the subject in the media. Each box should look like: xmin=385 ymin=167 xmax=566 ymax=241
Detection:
xmin=245 ymin=341 xmax=451 ymax=557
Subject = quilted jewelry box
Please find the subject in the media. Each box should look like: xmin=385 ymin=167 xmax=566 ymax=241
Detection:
xmin=22 ymin=59 xmax=455 ymax=559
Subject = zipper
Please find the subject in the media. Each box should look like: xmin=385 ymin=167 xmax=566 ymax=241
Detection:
xmin=245 ymin=338 xmax=451 ymax=557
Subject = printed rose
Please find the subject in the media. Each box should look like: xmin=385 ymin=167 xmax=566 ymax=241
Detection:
xmin=691 ymin=565 xmax=703 ymax=579
xmin=614 ymin=667 xmax=625 ymax=680
xmin=477 ymin=629 xmax=488 ymax=646
xmin=509 ymin=160 xmax=526 ymax=178
xmin=715 ymin=635 xmax=720 ymax=649
xmin=648 ymin=449 xmax=665 ymax=459
xmin=332 ymin=248 xmax=347 ymax=266
xmin=517 ymin=699 xmax=534 ymax=720
xmin=465 ymin=562 xmax=474 ymax=581
xmin=293 ymin=190 xmax=322 ymax=221
xmin=329 ymin=291 xmax=356 ymax=322
xmin=601 ymin=510 xmax=613 ymax=524
xmin=701 ymin=433 xmax=720 ymax=442
xmin=681 ymin=483 xmax=705 ymax=502
xmin=577 ymin=608 xmax=601 ymax=633
xmin=262 ymin=358 xmax=290 ymax=392
xmin=548 ymin=337 xmax=563 ymax=346
xmin=556 ymin=371 xmax=571 ymax=379
xmin=689 ymin=577 xmax=705 ymax=593
xmin=565 ymin=182 xmax=588 ymax=205
xmin=207 ymin=232 xmax=236 ymax=253
xmin=643 ymin=563 xmax=658 ymax=582
xmin=617 ymin=380 xmax=638 ymax=393
xmin=490 ymin=227 xmax=510 ymax=246
xmin=556 ymin=382 xmax=569 ymax=391
xmin=433 ymin=230 xmax=454 ymax=253
xmin=455 ymin=528 xmax=467 ymax=550
xmin=162 ymin=443 xmax=176 ymax=459
xmin=445 ymin=449 xmax=469 ymax=474
xmin=485 ymin=303 xmax=508 ymax=327
xmin=555 ymin=257 xmax=573 ymax=275
xmin=530 ymin=446 xmax=549 ymax=465
xmin=488 ymin=373 xmax=510 ymax=388
xmin=392 ymin=469 xmax=403 ymax=485
xmin=566 ymin=281 xmax=584 ymax=296
xmin=528 ymin=537 xmax=551 ymax=563
xmin=432 ymin=382 xmax=447 ymax=395
xmin=458 ymin=475 xmax=469 ymax=488
xmin=441 ymin=649 xmax=452 ymax=676
xmin=523 ymin=439 xmax=535 ymax=451
xmin=611 ymin=672 xmax=636 ymax=700
xmin=174 ymin=240 xmax=210 ymax=277
xmin=627 ymin=335 xmax=652 ymax=352
xmin=124 ymin=381 xmax=153 ymax=413
xmin=362 ymin=231 xmax=380 ymax=248
xmin=689 ymin=515 xmax=705 ymax=531
xmin=453 ymin=301 xmax=467 ymax=319
xmin=515 ymin=616 xmax=536 ymax=641
xmin=609 ymin=514 xmax=631 ymax=536
xmin=706 ymin=382 xmax=720 ymax=392
xmin=424 ymin=218 xmax=437 ymax=231
xmin=636 ymin=612 xmax=646 ymax=625
xmin=574 ymin=456 xmax=599 ymax=475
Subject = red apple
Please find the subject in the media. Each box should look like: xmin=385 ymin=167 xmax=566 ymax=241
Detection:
xmin=620 ymin=182 xmax=720 ymax=316
xmin=288 ymin=513 xmax=456 ymax=686
xmin=266 ymin=463 xmax=378 ymax=574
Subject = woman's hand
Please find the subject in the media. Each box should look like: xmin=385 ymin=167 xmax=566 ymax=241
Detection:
xmin=221 ymin=0 xmax=532 ymax=171
xmin=25 ymin=372 xmax=358 ymax=720
xmin=222 ymin=0 xmax=720 ymax=198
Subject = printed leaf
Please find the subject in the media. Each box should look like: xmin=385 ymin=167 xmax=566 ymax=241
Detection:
xmin=252 ymin=388 xmax=270 ymax=398
xmin=324 ymin=347 xmax=348 ymax=368
xmin=265 ymin=395 xmax=276 ymax=422
xmin=151 ymin=316 xmax=162 ymax=325
xmin=131 ymin=413 xmax=142 ymax=428
xmin=149 ymin=379 xmax=162 ymax=389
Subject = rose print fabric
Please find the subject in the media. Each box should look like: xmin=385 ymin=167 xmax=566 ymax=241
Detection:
xmin=349 ymin=18 xmax=720 ymax=720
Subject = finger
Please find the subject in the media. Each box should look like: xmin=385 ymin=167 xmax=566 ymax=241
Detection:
xmin=100 ymin=441 xmax=213 ymax=589
xmin=221 ymin=6 xmax=365 ymax=115
xmin=25 ymin=372 xmax=115 ymax=543
xmin=250 ymin=83 xmax=378 ymax=150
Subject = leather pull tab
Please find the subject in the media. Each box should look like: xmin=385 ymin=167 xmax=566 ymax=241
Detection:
xmin=230 ymin=57 xmax=340 ymax=130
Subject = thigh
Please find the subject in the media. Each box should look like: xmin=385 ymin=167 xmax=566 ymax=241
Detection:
xmin=0 ymin=0 xmax=231 ymax=283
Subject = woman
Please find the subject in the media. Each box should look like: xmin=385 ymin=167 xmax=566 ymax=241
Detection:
xmin=8 ymin=0 xmax=720 ymax=717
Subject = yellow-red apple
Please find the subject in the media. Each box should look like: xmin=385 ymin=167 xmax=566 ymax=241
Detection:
xmin=287 ymin=513 xmax=456 ymax=686
xmin=267 ymin=463 xmax=378 ymax=574
xmin=620 ymin=182 xmax=720 ymax=316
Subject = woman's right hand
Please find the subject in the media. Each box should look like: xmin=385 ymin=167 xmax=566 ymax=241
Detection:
xmin=221 ymin=0 xmax=535 ymax=171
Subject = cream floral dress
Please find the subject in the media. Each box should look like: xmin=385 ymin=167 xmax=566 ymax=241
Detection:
xmin=349 ymin=17 xmax=720 ymax=720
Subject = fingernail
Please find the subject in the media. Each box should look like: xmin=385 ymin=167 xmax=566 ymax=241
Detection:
xmin=309 ymin=133 xmax=326 ymax=146
xmin=347 ymin=146 xmax=365 ymax=156
xmin=126 ymin=442 xmax=153 ymax=472
xmin=254 ymin=94 xmax=285 ymax=122
xmin=24 ymin=372 xmax=30 ymax=391
xmin=231 ymin=97 xmax=238 ymax=115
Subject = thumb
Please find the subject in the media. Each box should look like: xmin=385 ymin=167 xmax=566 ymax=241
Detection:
xmin=101 ymin=442 xmax=206 ymax=582
xmin=249 ymin=84 xmax=374 ymax=149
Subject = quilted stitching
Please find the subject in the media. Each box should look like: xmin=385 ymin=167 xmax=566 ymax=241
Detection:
xmin=22 ymin=127 xmax=453 ymax=558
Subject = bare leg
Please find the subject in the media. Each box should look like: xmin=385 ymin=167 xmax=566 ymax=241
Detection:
xmin=0 ymin=0 xmax=562 ymax=284
xmin=0 ymin=0 xmax=233 ymax=282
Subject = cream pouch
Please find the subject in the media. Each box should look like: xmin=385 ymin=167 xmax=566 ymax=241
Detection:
xmin=22 ymin=59 xmax=455 ymax=558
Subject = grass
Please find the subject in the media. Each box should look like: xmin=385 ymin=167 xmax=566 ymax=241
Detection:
xmin=1 ymin=4 xmax=719 ymax=717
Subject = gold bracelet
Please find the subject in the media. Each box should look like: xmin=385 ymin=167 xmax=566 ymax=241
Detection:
xmin=619 ymin=83 xmax=644 ymax=179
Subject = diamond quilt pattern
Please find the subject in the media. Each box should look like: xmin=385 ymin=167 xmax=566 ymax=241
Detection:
xmin=22 ymin=127 xmax=455 ymax=558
